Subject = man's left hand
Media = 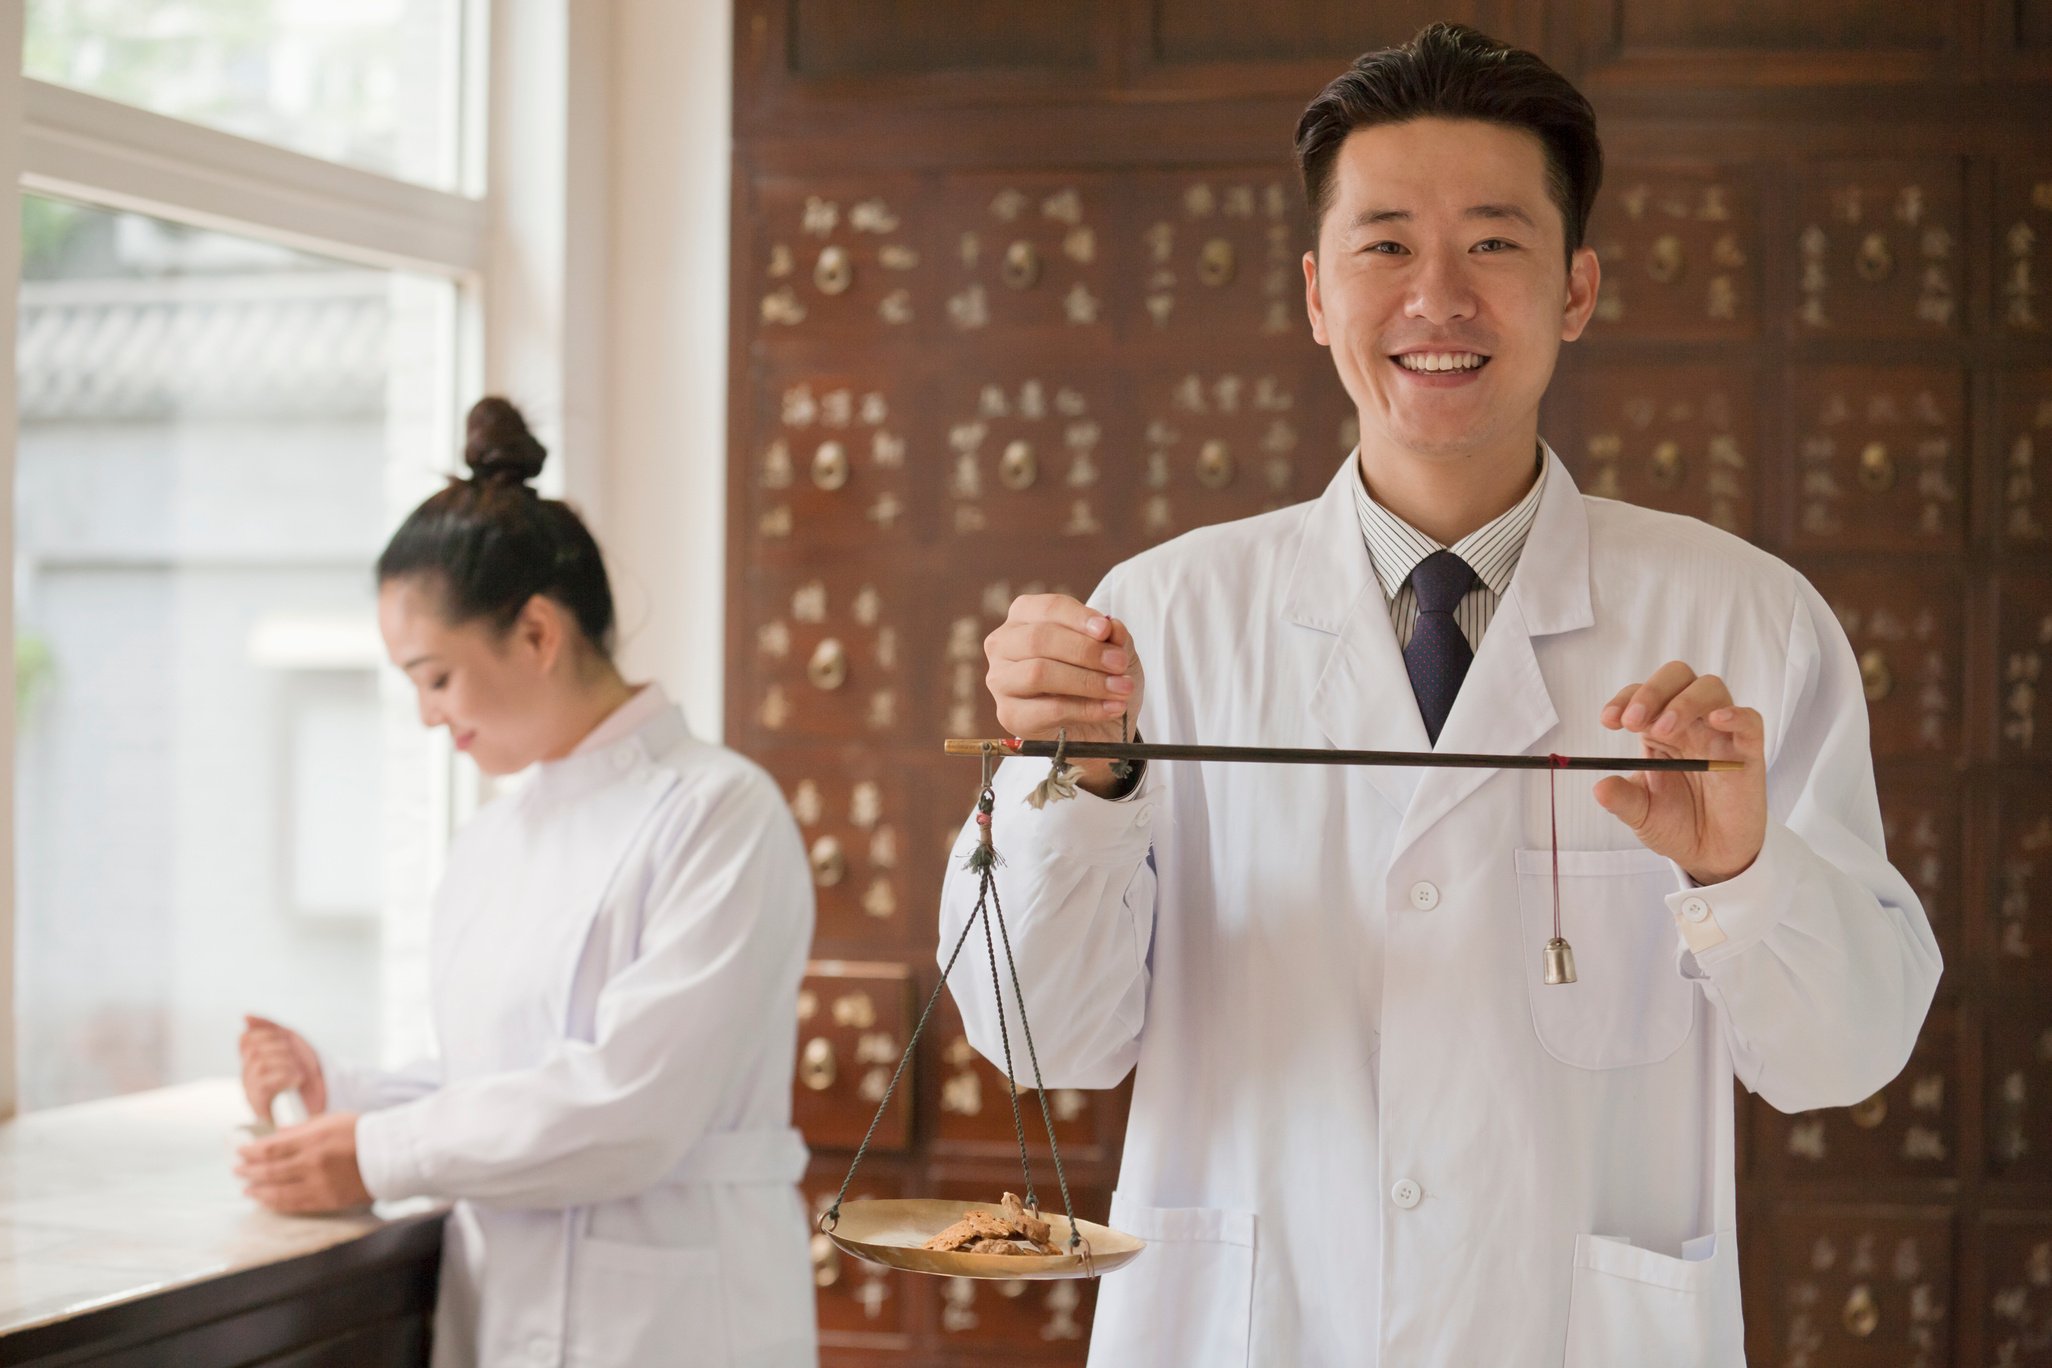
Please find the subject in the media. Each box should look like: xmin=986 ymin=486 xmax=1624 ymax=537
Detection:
xmin=1595 ymin=660 xmax=1768 ymax=886
xmin=235 ymin=1111 xmax=371 ymax=1214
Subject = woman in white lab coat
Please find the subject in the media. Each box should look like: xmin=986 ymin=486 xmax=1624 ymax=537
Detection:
xmin=235 ymin=397 xmax=817 ymax=1368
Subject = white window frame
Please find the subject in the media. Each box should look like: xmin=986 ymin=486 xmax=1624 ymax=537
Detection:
xmin=0 ymin=0 xmax=610 ymax=1117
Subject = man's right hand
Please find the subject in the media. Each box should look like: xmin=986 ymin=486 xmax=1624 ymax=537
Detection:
xmin=239 ymin=1015 xmax=327 ymax=1121
xmin=984 ymin=594 xmax=1145 ymax=798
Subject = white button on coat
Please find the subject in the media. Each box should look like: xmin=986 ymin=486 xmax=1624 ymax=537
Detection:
xmin=1391 ymin=1178 xmax=1423 ymax=1209
xmin=1681 ymin=896 xmax=1711 ymax=923
xmin=1409 ymin=881 xmax=1440 ymax=911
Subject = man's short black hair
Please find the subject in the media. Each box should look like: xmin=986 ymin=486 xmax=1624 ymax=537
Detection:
xmin=1294 ymin=23 xmax=1603 ymax=261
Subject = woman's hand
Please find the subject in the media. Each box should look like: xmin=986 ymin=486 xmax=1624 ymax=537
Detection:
xmin=238 ymin=1015 xmax=327 ymax=1121
xmin=235 ymin=1112 xmax=371 ymax=1214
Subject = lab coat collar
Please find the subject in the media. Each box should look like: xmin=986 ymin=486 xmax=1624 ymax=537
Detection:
xmin=521 ymin=686 xmax=692 ymax=804
xmin=1283 ymin=442 xmax=1592 ymax=824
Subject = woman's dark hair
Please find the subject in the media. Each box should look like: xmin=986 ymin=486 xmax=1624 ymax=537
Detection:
xmin=1294 ymin=23 xmax=1603 ymax=262
xmin=376 ymin=397 xmax=616 ymax=656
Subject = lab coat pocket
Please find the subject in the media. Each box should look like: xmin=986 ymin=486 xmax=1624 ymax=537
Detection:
xmin=567 ymin=1236 xmax=728 ymax=1367
xmin=1515 ymin=847 xmax=1696 ymax=1070
xmin=1087 ymin=1196 xmax=1256 ymax=1368
xmin=1563 ymin=1231 xmax=1744 ymax=1368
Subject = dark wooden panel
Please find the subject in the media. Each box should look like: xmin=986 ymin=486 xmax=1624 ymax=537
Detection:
xmin=1980 ymin=1214 xmax=2052 ymax=1366
xmin=773 ymin=764 xmax=921 ymax=948
xmin=1617 ymin=0 xmax=1949 ymax=52
xmin=1807 ymin=568 xmax=1965 ymax=758
xmin=745 ymin=568 xmax=916 ymax=746
xmin=1583 ymin=164 xmax=1763 ymax=339
xmin=1997 ymin=575 xmax=2052 ymax=758
xmin=1763 ymin=1207 xmax=1954 ymax=1367
xmin=1146 ymin=0 xmax=1476 ymax=64
xmin=1991 ymin=778 xmax=2052 ymax=995
xmin=1578 ymin=0 xmax=1965 ymax=85
xmin=2021 ymin=0 xmax=2052 ymax=49
xmin=1879 ymin=768 xmax=1964 ymax=965
xmin=1994 ymin=369 xmax=2052 ymax=545
xmin=795 ymin=963 xmax=919 ymax=1154
xmin=1558 ymin=363 xmax=1760 ymax=535
xmin=1788 ymin=367 xmax=1967 ymax=552
xmin=789 ymin=1 xmax=1099 ymax=76
xmin=1997 ymin=161 xmax=2052 ymax=334
xmin=1122 ymin=169 xmax=1309 ymax=345
xmin=746 ymin=357 xmax=931 ymax=552
xmin=750 ymin=176 xmax=934 ymax=341
xmin=1791 ymin=161 xmax=1966 ymax=338
xmin=1987 ymin=1004 xmax=2052 ymax=1181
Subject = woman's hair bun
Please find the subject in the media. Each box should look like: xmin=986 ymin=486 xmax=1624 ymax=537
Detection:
xmin=463 ymin=396 xmax=547 ymax=486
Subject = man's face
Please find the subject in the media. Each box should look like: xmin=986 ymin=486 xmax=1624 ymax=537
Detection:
xmin=1303 ymin=116 xmax=1599 ymax=465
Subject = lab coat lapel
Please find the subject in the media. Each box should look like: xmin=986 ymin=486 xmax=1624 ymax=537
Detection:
xmin=1285 ymin=457 xmax=1431 ymax=815
xmin=525 ymin=712 xmax=686 ymax=1039
xmin=1390 ymin=449 xmax=1593 ymax=865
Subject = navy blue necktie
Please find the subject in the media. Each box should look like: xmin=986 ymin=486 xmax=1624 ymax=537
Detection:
xmin=1404 ymin=549 xmax=1479 ymax=745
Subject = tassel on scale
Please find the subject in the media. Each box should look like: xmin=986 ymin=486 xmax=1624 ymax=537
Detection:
xmin=1025 ymin=728 xmax=1083 ymax=809
xmin=965 ymin=788 xmax=1004 ymax=874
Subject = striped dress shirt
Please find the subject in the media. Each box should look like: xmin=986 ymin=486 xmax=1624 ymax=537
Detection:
xmin=1351 ymin=448 xmax=1548 ymax=651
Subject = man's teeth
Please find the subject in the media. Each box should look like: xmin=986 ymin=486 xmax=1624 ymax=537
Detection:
xmin=1396 ymin=352 xmax=1487 ymax=372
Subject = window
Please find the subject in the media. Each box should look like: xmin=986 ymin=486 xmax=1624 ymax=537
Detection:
xmin=24 ymin=0 xmax=468 ymax=189
xmin=0 ymin=0 xmax=563 ymax=1116
xmin=13 ymin=199 xmax=454 ymax=1107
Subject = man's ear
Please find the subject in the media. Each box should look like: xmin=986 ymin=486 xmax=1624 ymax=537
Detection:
xmin=1303 ymin=249 xmax=1330 ymax=347
xmin=1560 ymin=244 xmax=1601 ymax=342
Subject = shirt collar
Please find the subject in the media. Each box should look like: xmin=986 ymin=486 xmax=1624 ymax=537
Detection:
xmin=571 ymin=682 xmax=668 ymax=757
xmin=1352 ymin=446 xmax=1549 ymax=603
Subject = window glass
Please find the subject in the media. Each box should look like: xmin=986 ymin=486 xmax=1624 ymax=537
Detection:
xmin=14 ymin=195 xmax=452 ymax=1108
xmin=25 ymin=0 xmax=466 ymax=190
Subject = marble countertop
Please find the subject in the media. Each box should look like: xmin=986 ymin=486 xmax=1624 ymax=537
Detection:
xmin=0 ymin=1078 xmax=440 ymax=1337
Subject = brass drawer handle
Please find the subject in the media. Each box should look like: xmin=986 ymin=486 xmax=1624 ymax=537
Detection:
xmin=800 ymin=1037 xmax=837 ymax=1092
xmin=1002 ymin=240 xmax=1041 ymax=290
xmin=808 ymin=638 xmax=848 ymax=691
xmin=999 ymin=440 xmax=1038 ymax=490
xmin=1858 ymin=441 xmax=1896 ymax=493
xmin=1199 ymin=238 xmax=1236 ymax=287
xmin=1196 ymin=439 xmax=1235 ymax=490
xmin=812 ymin=440 xmax=849 ymax=491
xmin=814 ymin=245 xmax=853 ymax=296
xmin=810 ymin=835 xmax=847 ymax=887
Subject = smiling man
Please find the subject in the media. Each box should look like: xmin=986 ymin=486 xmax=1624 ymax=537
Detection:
xmin=939 ymin=23 xmax=1941 ymax=1367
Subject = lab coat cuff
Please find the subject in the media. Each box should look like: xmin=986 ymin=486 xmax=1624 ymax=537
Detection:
xmin=354 ymin=1104 xmax=431 ymax=1201
xmin=989 ymin=755 xmax=1157 ymax=859
xmin=1664 ymin=821 xmax=1802 ymax=966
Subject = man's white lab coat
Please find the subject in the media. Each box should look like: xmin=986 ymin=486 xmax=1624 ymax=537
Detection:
xmin=940 ymin=451 xmax=1940 ymax=1366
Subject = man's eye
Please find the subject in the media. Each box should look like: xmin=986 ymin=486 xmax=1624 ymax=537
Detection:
xmin=431 ymin=676 xmax=450 ymax=691
xmin=1364 ymin=241 xmax=1407 ymax=255
xmin=1474 ymin=238 xmax=1517 ymax=252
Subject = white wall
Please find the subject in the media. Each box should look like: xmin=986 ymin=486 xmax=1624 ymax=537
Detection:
xmin=599 ymin=0 xmax=731 ymax=739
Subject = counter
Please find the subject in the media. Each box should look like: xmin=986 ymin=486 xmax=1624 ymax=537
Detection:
xmin=0 ymin=1078 xmax=443 ymax=1366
